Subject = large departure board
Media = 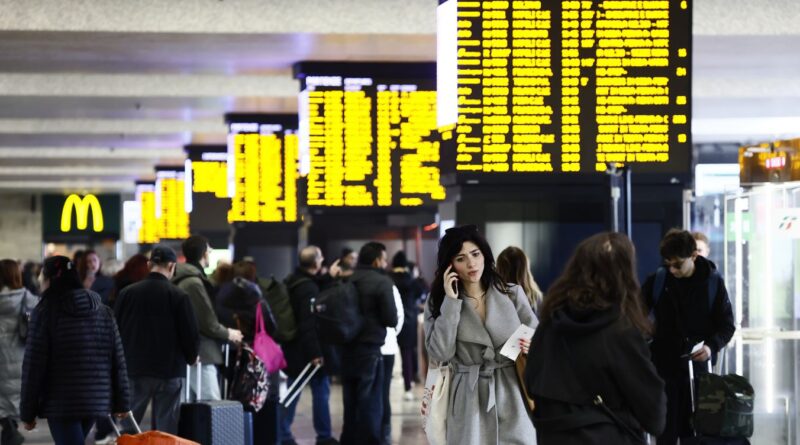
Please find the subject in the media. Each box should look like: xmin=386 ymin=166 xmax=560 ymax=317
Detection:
xmin=226 ymin=114 xmax=298 ymax=223
xmin=437 ymin=0 xmax=691 ymax=177
xmin=154 ymin=167 xmax=190 ymax=240
xmin=185 ymin=144 xmax=229 ymax=199
xmin=294 ymin=62 xmax=446 ymax=207
xmin=135 ymin=181 xmax=159 ymax=244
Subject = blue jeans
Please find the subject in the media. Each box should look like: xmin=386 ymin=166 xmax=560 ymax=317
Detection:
xmin=340 ymin=352 xmax=384 ymax=445
xmin=48 ymin=418 xmax=94 ymax=445
xmin=279 ymin=371 xmax=333 ymax=442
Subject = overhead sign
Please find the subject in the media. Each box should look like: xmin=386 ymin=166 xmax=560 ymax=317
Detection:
xmin=226 ymin=114 xmax=298 ymax=223
xmin=155 ymin=167 xmax=190 ymax=240
xmin=437 ymin=0 xmax=692 ymax=178
xmin=42 ymin=194 xmax=120 ymax=241
xmin=294 ymin=62 xmax=446 ymax=207
xmin=135 ymin=182 xmax=159 ymax=244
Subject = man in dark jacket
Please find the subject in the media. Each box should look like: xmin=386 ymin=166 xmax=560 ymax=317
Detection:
xmin=174 ymin=235 xmax=242 ymax=401
xmin=643 ymin=229 xmax=736 ymax=445
xmin=340 ymin=242 xmax=397 ymax=445
xmin=280 ymin=246 xmax=340 ymax=445
xmin=114 ymin=246 xmax=200 ymax=435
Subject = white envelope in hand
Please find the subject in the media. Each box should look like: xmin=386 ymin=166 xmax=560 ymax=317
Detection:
xmin=500 ymin=324 xmax=536 ymax=361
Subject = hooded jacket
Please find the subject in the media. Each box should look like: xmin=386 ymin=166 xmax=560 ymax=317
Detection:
xmin=0 ymin=287 xmax=39 ymax=418
xmin=346 ymin=266 xmax=398 ymax=355
xmin=526 ymin=305 xmax=666 ymax=444
xmin=19 ymin=289 xmax=130 ymax=422
xmin=642 ymin=256 xmax=735 ymax=377
xmin=174 ymin=262 xmax=229 ymax=365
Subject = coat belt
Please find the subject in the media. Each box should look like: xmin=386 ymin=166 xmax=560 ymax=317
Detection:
xmin=453 ymin=361 xmax=514 ymax=413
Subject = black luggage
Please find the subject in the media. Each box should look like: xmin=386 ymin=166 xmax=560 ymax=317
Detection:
xmin=312 ymin=280 xmax=363 ymax=344
xmin=179 ymin=363 xmax=244 ymax=445
xmin=686 ymin=359 xmax=753 ymax=445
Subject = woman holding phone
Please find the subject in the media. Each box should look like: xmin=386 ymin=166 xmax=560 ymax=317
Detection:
xmin=424 ymin=225 xmax=537 ymax=444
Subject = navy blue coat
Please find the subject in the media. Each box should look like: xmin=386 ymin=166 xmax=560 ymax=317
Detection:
xmin=19 ymin=289 xmax=130 ymax=422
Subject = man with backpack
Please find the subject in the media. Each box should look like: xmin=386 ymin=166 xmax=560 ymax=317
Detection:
xmin=339 ymin=242 xmax=397 ymax=445
xmin=643 ymin=229 xmax=736 ymax=445
xmin=280 ymin=246 xmax=340 ymax=445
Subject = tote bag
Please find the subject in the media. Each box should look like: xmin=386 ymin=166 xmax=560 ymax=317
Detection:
xmin=253 ymin=303 xmax=287 ymax=373
xmin=422 ymin=364 xmax=450 ymax=445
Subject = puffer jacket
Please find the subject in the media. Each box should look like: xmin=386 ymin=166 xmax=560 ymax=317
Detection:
xmin=19 ymin=289 xmax=130 ymax=422
xmin=0 ymin=287 xmax=39 ymax=418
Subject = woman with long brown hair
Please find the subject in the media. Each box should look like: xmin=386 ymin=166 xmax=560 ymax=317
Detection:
xmin=76 ymin=250 xmax=114 ymax=306
xmin=525 ymin=232 xmax=665 ymax=444
xmin=425 ymin=225 xmax=537 ymax=444
xmin=496 ymin=246 xmax=544 ymax=314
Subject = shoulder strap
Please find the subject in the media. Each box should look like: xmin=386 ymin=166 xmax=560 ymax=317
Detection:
xmin=561 ymin=336 xmax=643 ymax=442
xmin=707 ymin=269 xmax=720 ymax=310
xmin=286 ymin=276 xmax=312 ymax=291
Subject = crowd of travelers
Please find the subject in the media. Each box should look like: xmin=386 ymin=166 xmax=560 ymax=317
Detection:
xmin=0 ymin=226 xmax=734 ymax=445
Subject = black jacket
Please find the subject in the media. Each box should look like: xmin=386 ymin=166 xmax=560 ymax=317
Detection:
xmin=91 ymin=274 xmax=115 ymax=306
xmin=346 ymin=266 xmax=398 ymax=354
xmin=642 ymin=256 xmax=735 ymax=377
xmin=390 ymin=270 xmax=422 ymax=349
xmin=283 ymin=269 xmax=328 ymax=378
xmin=114 ymin=273 xmax=200 ymax=379
xmin=216 ymin=277 xmax=277 ymax=344
xmin=20 ymin=289 xmax=130 ymax=422
xmin=526 ymin=305 xmax=666 ymax=444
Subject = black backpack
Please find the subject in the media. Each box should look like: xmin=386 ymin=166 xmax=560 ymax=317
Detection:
xmin=311 ymin=280 xmax=364 ymax=345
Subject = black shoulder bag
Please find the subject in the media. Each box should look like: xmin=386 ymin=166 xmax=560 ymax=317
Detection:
xmin=561 ymin=336 xmax=645 ymax=443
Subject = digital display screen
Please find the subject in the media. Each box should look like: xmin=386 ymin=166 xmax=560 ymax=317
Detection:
xmin=226 ymin=114 xmax=298 ymax=223
xmin=155 ymin=167 xmax=190 ymax=240
xmin=295 ymin=62 xmax=446 ymax=207
xmin=437 ymin=0 xmax=691 ymax=177
xmin=185 ymin=145 xmax=229 ymax=199
xmin=135 ymin=182 xmax=159 ymax=244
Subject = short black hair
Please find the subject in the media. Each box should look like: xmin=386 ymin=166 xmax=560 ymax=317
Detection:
xmin=182 ymin=235 xmax=209 ymax=263
xmin=660 ymin=229 xmax=697 ymax=259
xmin=341 ymin=247 xmax=354 ymax=258
xmin=358 ymin=242 xmax=386 ymax=266
xmin=392 ymin=250 xmax=408 ymax=268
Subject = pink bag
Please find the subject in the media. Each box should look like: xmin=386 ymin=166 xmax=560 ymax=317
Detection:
xmin=253 ymin=303 xmax=287 ymax=373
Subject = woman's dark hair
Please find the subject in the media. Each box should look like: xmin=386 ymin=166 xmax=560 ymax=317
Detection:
xmin=0 ymin=259 xmax=23 ymax=290
xmin=76 ymin=249 xmax=102 ymax=282
xmin=428 ymin=225 xmax=508 ymax=318
xmin=42 ymin=255 xmax=83 ymax=299
xmin=540 ymin=232 xmax=651 ymax=334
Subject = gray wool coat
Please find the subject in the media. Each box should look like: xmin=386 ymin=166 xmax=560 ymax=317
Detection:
xmin=425 ymin=283 xmax=538 ymax=445
xmin=0 ymin=287 xmax=39 ymax=418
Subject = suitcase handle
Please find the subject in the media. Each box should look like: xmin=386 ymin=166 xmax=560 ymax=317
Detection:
xmin=107 ymin=411 xmax=142 ymax=437
xmin=186 ymin=361 xmax=203 ymax=402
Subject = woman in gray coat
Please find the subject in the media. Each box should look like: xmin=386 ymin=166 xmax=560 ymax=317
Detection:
xmin=0 ymin=259 xmax=39 ymax=445
xmin=425 ymin=225 xmax=537 ymax=445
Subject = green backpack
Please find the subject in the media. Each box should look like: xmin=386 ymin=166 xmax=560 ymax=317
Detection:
xmin=694 ymin=373 xmax=755 ymax=438
xmin=258 ymin=276 xmax=297 ymax=343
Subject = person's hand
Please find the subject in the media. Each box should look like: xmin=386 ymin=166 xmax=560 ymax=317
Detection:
xmin=519 ymin=337 xmax=531 ymax=355
xmin=329 ymin=259 xmax=342 ymax=278
xmin=691 ymin=345 xmax=711 ymax=362
xmin=311 ymin=357 xmax=324 ymax=366
xmin=114 ymin=412 xmax=129 ymax=419
xmin=228 ymin=328 xmax=243 ymax=344
xmin=23 ymin=420 xmax=36 ymax=431
xmin=443 ymin=265 xmax=458 ymax=299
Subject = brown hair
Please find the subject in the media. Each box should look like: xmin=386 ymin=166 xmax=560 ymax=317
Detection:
xmin=692 ymin=231 xmax=709 ymax=245
xmin=540 ymin=232 xmax=651 ymax=335
xmin=496 ymin=246 xmax=543 ymax=312
xmin=76 ymin=249 xmax=103 ymax=282
xmin=233 ymin=261 xmax=258 ymax=282
xmin=0 ymin=259 xmax=23 ymax=290
xmin=213 ymin=262 xmax=234 ymax=286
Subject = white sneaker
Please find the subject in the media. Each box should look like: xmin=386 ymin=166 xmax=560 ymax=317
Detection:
xmin=404 ymin=391 xmax=415 ymax=401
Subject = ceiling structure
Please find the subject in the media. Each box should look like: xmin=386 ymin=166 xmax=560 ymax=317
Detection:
xmin=0 ymin=0 xmax=798 ymax=192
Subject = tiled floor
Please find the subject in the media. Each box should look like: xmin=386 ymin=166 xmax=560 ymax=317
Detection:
xmin=20 ymin=367 xmax=427 ymax=444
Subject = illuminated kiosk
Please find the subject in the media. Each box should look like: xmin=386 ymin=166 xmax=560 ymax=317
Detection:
xmin=724 ymin=138 xmax=800 ymax=445
xmin=224 ymin=113 xmax=301 ymax=279
xmin=292 ymin=62 xmax=445 ymax=277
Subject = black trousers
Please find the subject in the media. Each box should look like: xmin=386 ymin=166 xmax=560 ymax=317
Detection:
xmin=340 ymin=352 xmax=384 ymax=445
xmin=657 ymin=361 xmax=709 ymax=445
xmin=380 ymin=354 xmax=395 ymax=445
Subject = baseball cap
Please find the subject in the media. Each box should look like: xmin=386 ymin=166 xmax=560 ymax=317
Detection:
xmin=150 ymin=245 xmax=178 ymax=263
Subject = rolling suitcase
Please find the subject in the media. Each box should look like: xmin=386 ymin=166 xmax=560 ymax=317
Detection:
xmin=178 ymin=362 xmax=245 ymax=445
xmin=686 ymin=359 xmax=753 ymax=445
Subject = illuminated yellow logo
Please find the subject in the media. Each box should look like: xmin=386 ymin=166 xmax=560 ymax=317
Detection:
xmin=61 ymin=194 xmax=104 ymax=232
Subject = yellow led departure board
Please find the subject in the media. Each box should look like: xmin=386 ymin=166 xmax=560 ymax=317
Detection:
xmin=136 ymin=182 xmax=159 ymax=244
xmin=437 ymin=0 xmax=691 ymax=177
xmin=191 ymin=156 xmax=228 ymax=198
xmin=155 ymin=169 xmax=190 ymax=240
xmin=226 ymin=115 xmax=298 ymax=223
xmin=295 ymin=62 xmax=446 ymax=207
